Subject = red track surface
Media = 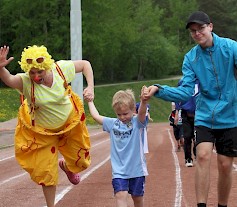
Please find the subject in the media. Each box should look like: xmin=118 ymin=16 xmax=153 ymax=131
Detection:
xmin=0 ymin=123 xmax=237 ymax=207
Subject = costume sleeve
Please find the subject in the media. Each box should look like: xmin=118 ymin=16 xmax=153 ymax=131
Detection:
xmin=16 ymin=73 xmax=31 ymax=98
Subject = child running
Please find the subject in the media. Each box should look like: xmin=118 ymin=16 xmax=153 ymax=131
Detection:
xmin=87 ymin=86 xmax=149 ymax=207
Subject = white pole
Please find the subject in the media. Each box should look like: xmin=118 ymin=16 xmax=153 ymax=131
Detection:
xmin=70 ymin=0 xmax=83 ymax=100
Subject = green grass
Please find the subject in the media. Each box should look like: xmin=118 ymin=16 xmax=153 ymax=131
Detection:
xmin=0 ymin=88 xmax=20 ymax=122
xmin=0 ymin=78 xmax=179 ymax=123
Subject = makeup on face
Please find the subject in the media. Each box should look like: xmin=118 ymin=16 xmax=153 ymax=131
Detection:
xmin=29 ymin=68 xmax=46 ymax=84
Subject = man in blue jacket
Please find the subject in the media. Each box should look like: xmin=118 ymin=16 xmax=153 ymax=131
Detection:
xmin=146 ymin=11 xmax=237 ymax=207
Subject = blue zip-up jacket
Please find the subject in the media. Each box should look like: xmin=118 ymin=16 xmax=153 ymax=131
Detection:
xmin=154 ymin=33 xmax=237 ymax=129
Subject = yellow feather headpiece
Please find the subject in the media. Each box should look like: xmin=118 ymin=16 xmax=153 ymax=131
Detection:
xmin=18 ymin=45 xmax=54 ymax=72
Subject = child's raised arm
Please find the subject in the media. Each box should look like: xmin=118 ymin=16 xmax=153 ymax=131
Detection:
xmin=88 ymin=101 xmax=104 ymax=125
xmin=138 ymin=86 xmax=149 ymax=123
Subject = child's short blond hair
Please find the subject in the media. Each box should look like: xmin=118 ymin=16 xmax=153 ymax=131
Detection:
xmin=112 ymin=89 xmax=135 ymax=111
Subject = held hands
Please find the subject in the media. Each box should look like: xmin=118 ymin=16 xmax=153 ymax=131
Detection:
xmin=83 ymin=86 xmax=94 ymax=102
xmin=140 ymin=85 xmax=149 ymax=102
xmin=144 ymin=85 xmax=159 ymax=100
xmin=0 ymin=46 xmax=14 ymax=69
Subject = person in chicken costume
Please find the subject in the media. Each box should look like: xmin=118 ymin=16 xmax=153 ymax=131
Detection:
xmin=0 ymin=45 xmax=94 ymax=207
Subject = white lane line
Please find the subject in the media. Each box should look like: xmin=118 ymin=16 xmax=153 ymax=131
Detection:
xmin=167 ymin=129 xmax=182 ymax=207
xmin=0 ymin=155 xmax=15 ymax=162
xmin=0 ymin=172 xmax=27 ymax=186
xmin=93 ymin=139 xmax=109 ymax=147
xmin=233 ymin=164 xmax=237 ymax=171
xmin=54 ymin=155 xmax=111 ymax=205
xmin=90 ymin=131 xmax=105 ymax=136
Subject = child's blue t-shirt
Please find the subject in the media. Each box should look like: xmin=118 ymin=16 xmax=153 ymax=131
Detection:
xmin=103 ymin=115 xmax=149 ymax=179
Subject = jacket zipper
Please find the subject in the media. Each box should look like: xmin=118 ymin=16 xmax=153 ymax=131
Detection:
xmin=209 ymin=51 xmax=222 ymax=128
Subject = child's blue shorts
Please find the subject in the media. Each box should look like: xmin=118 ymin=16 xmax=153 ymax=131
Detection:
xmin=112 ymin=176 xmax=145 ymax=196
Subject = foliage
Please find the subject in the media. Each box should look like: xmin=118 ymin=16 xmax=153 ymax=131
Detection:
xmin=197 ymin=0 xmax=237 ymax=40
xmin=0 ymin=88 xmax=20 ymax=121
xmin=82 ymin=0 xmax=187 ymax=83
xmin=0 ymin=0 xmax=195 ymax=87
xmin=0 ymin=0 xmax=70 ymax=77
xmin=0 ymin=0 xmax=237 ymax=86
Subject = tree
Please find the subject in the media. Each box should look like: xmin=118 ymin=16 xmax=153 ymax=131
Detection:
xmin=0 ymin=0 xmax=70 ymax=75
xmin=2 ymin=0 xmax=235 ymax=85
xmin=198 ymin=0 xmax=237 ymax=40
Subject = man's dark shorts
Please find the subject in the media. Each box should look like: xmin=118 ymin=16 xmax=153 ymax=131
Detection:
xmin=195 ymin=126 xmax=237 ymax=157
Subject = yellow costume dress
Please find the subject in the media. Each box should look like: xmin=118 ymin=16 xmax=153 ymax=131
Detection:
xmin=15 ymin=60 xmax=91 ymax=186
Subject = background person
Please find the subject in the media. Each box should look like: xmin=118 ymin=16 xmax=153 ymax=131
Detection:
xmin=169 ymin=102 xmax=184 ymax=152
xmin=136 ymin=102 xmax=153 ymax=122
xmin=135 ymin=102 xmax=153 ymax=153
xmin=176 ymin=79 xmax=199 ymax=167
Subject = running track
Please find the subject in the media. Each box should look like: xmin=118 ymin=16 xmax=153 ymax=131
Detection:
xmin=0 ymin=123 xmax=237 ymax=207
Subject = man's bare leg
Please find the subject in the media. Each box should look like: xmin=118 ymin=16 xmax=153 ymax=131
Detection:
xmin=217 ymin=154 xmax=233 ymax=206
xmin=195 ymin=142 xmax=213 ymax=204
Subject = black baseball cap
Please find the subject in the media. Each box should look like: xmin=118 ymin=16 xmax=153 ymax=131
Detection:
xmin=186 ymin=11 xmax=211 ymax=29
